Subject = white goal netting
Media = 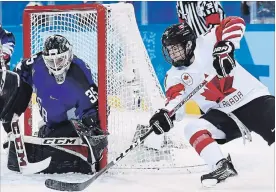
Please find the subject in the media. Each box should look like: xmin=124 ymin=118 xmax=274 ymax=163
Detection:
xmin=24 ymin=3 xmax=203 ymax=170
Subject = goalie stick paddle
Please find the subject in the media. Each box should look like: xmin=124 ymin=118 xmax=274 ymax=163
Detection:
xmin=45 ymin=74 xmax=214 ymax=191
xmin=11 ymin=114 xmax=52 ymax=174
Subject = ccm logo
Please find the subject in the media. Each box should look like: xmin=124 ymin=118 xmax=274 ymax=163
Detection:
xmin=43 ymin=138 xmax=79 ymax=145
xmin=214 ymin=46 xmax=228 ymax=52
xmin=12 ymin=122 xmax=27 ymax=166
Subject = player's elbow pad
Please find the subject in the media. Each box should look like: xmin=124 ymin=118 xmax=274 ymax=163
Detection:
xmin=216 ymin=16 xmax=246 ymax=49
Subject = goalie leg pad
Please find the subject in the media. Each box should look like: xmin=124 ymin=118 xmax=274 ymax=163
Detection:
xmin=7 ymin=141 xmax=93 ymax=174
xmin=7 ymin=121 xmax=94 ymax=174
xmin=38 ymin=119 xmax=108 ymax=172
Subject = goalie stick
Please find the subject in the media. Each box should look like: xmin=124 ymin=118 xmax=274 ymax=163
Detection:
xmin=7 ymin=135 xmax=87 ymax=146
xmin=10 ymin=114 xmax=52 ymax=174
xmin=45 ymin=74 xmax=214 ymax=191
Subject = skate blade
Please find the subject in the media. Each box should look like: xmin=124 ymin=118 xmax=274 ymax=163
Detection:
xmin=201 ymin=179 xmax=218 ymax=188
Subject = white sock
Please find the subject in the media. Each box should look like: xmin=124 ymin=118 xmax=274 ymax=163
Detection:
xmin=200 ymin=142 xmax=224 ymax=170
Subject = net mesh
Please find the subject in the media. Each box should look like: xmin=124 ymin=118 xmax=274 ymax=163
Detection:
xmin=26 ymin=3 xmax=202 ymax=170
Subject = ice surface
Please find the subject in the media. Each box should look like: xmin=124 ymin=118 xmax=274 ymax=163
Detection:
xmin=1 ymin=117 xmax=274 ymax=192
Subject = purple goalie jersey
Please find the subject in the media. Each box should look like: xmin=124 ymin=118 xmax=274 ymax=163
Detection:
xmin=14 ymin=52 xmax=98 ymax=128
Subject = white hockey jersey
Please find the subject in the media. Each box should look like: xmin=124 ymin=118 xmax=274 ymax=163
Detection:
xmin=164 ymin=27 xmax=270 ymax=121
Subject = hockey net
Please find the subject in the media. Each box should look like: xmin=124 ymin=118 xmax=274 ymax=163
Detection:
xmin=23 ymin=3 xmax=203 ymax=171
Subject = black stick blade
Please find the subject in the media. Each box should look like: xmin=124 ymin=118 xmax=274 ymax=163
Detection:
xmin=45 ymin=179 xmax=83 ymax=191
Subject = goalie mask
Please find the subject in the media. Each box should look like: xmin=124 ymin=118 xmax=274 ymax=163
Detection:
xmin=42 ymin=35 xmax=73 ymax=84
xmin=162 ymin=22 xmax=196 ymax=67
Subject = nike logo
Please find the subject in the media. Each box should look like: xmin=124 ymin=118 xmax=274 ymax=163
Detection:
xmin=272 ymin=128 xmax=275 ymax=132
xmin=50 ymin=95 xmax=58 ymax=100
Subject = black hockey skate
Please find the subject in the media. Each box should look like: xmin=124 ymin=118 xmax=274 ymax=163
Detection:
xmin=201 ymin=155 xmax=238 ymax=187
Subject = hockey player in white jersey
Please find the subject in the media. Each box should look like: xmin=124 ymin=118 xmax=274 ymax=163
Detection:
xmin=149 ymin=21 xmax=275 ymax=186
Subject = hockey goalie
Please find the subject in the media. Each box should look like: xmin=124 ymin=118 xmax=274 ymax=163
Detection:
xmin=0 ymin=35 xmax=108 ymax=174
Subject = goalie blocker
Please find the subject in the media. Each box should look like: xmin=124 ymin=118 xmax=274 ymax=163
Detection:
xmin=1 ymin=70 xmax=107 ymax=174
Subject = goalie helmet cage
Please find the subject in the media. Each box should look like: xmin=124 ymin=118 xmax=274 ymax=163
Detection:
xmin=23 ymin=3 xmax=203 ymax=171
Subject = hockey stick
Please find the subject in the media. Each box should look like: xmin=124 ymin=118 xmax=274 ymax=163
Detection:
xmin=10 ymin=114 xmax=52 ymax=174
xmin=45 ymin=74 xmax=214 ymax=191
xmin=3 ymin=136 xmax=87 ymax=149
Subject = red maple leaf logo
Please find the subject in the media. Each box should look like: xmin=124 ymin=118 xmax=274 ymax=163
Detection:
xmin=183 ymin=75 xmax=189 ymax=80
xmin=201 ymin=76 xmax=236 ymax=103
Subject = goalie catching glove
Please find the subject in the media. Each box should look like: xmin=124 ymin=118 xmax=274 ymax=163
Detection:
xmin=213 ymin=40 xmax=236 ymax=78
xmin=71 ymin=114 xmax=108 ymax=166
xmin=149 ymin=109 xmax=174 ymax=135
